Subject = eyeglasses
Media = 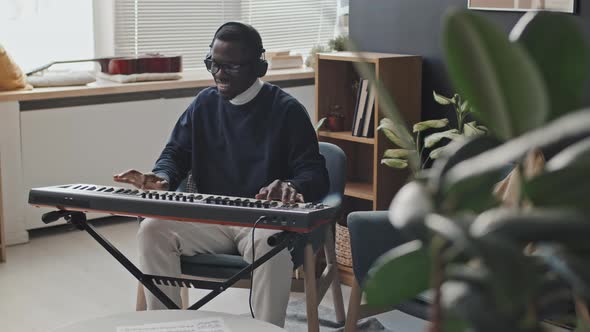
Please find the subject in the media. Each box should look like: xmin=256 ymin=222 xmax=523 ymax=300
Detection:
xmin=204 ymin=58 xmax=252 ymax=75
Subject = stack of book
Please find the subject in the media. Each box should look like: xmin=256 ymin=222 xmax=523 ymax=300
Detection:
xmin=351 ymin=78 xmax=375 ymax=138
xmin=266 ymin=51 xmax=304 ymax=69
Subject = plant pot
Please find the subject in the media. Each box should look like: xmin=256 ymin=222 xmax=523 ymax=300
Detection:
xmin=327 ymin=116 xmax=344 ymax=131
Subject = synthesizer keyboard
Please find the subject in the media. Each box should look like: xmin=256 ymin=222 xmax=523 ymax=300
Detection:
xmin=28 ymin=184 xmax=337 ymax=232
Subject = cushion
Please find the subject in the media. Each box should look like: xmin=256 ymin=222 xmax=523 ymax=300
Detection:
xmin=0 ymin=44 xmax=31 ymax=91
xmin=26 ymin=71 xmax=96 ymax=88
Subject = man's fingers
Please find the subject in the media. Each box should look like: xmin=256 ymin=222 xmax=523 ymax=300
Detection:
xmin=288 ymin=190 xmax=297 ymax=203
xmin=295 ymin=193 xmax=305 ymax=203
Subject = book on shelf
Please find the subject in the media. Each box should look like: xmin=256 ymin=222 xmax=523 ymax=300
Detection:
xmin=361 ymin=83 xmax=375 ymax=138
xmin=352 ymin=78 xmax=369 ymax=136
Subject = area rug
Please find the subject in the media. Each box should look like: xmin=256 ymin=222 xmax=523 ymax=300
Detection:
xmin=284 ymin=299 xmax=392 ymax=332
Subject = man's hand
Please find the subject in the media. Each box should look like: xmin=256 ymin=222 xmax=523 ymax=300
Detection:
xmin=255 ymin=180 xmax=304 ymax=203
xmin=113 ymin=169 xmax=169 ymax=190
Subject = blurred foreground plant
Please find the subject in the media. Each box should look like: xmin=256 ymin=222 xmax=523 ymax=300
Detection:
xmin=359 ymin=10 xmax=590 ymax=332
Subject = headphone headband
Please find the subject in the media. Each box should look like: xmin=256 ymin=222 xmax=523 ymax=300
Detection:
xmin=209 ymin=21 xmax=265 ymax=57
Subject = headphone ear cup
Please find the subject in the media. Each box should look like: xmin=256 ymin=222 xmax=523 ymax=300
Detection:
xmin=257 ymin=59 xmax=268 ymax=77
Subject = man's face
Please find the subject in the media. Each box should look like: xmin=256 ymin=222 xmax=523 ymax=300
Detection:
xmin=209 ymin=39 xmax=258 ymax=100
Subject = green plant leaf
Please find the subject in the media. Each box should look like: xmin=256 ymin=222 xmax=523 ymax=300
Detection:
xmin=443 ymin=109 xmax=590 ymax=201
xmin=365 ymin=240 xmax=431 ymax=307
xmin=378 ymin=118 xmax=415 ymax=149
xmin=384 ymin=149 xmax=413 ymax=158
xmin=460 ymin=100 xmax=470 ymax=114
xmin=429 ymin=136 xmax=502 ymax=193
xmin=463 ymin=121 xmax=485 ymax=137
xmin=434 ymin=90 xmax=453 ymax=105
xmin=425 ymin=129 xmax=460 ymax=148
xmin=546 ymin=137 xmax=590 ymax=172
xmin=470 ymin=208 xmax=590 ymax=249
xmin=389 ymin=181 xmax=434 ymax=240
xmin=315 ymin=117 xmax=327 ymax=132
xmin=381 ymin=158 xmax=408 ymax=169
xmin=441 ymin=167 xmax=504 ymax=214
xmin=429 ymin=146 xmax=446 ymax=160
xmin=413 ymin=119 xmax=450 ymax=132
xmin=511 ymin=12 xmax=590 ymax=121
xmin=443 ymin=10 xmax=549 ymax=140
xmin=524 ymin=166 xmax=590 ymax=212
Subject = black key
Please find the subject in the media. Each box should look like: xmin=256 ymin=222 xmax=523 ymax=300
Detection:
xmin=195 ymin=195 xmax=203 ymax=200
xmin=87 ymin=186 xmax=97 ymax=191
xmin=105 ymin=187 xmax=115 ymax=192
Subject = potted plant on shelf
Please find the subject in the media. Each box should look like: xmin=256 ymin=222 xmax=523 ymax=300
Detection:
xmin=354 ymin=10 xmax=590 ymax=332
xmin=378 ymin=90 xmax=487 ymax=172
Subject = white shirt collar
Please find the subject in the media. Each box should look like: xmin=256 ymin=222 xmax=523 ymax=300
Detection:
xmin=230 ymin=78 xmax=264 ymax=105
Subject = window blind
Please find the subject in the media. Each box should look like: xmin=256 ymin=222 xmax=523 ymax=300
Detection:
xmin=242 ymin=0 xmax=337 ymax=56
xmin=115 ymin=0 xmax=241 ymax=70
xmin=114 ymin=0 xmax=336 ymax=70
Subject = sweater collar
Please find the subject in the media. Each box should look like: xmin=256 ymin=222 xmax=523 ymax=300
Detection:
xmin=230 ymin=78 xmax=264 ymax=105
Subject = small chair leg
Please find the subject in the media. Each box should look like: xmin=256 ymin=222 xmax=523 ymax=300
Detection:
xmin=136 ymin=282 xmax=147 ymax=311
xmin=181 ymin=287 xmax=189 ymax=309
xmin=303 ymin=242 xmax=320 ymax=332
xmin=324 ymin=228 xmax=346 ymax=323
xmin=345 ymin=279 xmax=362 ymax=332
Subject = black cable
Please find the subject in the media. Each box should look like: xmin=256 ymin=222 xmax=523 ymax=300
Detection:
xmin=249 ymin=215 xmax=266 ymax=319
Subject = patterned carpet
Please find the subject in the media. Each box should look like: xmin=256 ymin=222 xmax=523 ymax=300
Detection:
xmin=284 ymin=299 xmax=392 ymax=332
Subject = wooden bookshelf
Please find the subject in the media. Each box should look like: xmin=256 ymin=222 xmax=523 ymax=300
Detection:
xmin=315 ymin=52 xmax=422 ymax=286
xmin=318 ymin=130 xmax=374 ymax=145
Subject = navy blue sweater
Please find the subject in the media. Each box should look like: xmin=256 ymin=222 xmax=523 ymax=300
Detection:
xmin=152 ymin=83 xmax=329 ymax=202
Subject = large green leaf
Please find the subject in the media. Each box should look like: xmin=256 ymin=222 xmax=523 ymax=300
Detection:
xmin=524 ymin=166 xmax=590 ymax=212
xmin=444 ymin=109 xmax=590 ymax=198
xmin=389 ymin=181 xmax=434 ymax=239
xmin=429 ymin=136 xmax=502 ymax=192
xmin=511 ymin=12 xmax=590 ymax=121
xmin=470 ymin=208 xmax=590 ymax=249
xmin=443 ymin=10 xmax=549 ymax=140
xmin=546 ymin=137 xmax=590 ymax=171
xmin=365 ymin=240 xmax=431 ymax=307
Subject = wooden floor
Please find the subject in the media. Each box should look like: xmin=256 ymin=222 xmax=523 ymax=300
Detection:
xmin=0 ymin=217 xmax=427 ymax=332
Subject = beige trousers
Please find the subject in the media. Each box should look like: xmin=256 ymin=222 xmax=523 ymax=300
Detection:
xmin=137 ymin=218 xmax=294 ymax=327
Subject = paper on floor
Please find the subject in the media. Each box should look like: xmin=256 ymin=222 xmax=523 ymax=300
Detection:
xmin=117 ymin=317 xmax=231 ymax=332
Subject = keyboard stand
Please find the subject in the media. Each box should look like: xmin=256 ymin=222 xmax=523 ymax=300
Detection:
xmin=42 ymin=210 xmax=304 ymax=310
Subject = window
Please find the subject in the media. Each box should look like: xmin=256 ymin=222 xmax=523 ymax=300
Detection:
xmin=114 ymin=0 xmax=337 ymax=70
xmin=0 ymin=0 xmax=94 ymax=73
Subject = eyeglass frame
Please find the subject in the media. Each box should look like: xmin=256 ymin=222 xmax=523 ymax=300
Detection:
xmin=204 ymin=57 xmax=260 ymax=76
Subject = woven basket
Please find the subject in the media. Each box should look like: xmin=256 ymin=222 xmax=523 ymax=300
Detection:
xmin=335 ymin=223 xmax=353 ymax=267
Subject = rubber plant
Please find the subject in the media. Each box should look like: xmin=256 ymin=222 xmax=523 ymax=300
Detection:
xmin=358 ymin=10 xmax=590 ymax=332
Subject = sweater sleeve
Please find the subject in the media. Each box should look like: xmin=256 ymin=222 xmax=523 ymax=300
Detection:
xmin=284 ymin=102 xmax=330 ymax=202
xmin=152 ymin=99 xmax=195 ymax=191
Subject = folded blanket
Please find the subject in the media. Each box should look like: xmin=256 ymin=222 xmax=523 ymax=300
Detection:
xmin=0 ymin=44 xmax=32 ymax=91
xmin=96 ymin=71 xmax=182 ymax=83
xmin=26 ymin=71 xmax=96 ymax=88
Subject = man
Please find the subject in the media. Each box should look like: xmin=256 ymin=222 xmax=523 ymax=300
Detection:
xmin=113 ymin=22 xmax=328 ymax=327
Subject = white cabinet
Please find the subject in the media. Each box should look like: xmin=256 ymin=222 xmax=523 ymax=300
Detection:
xmin=2 ymin=84 xmax=314 ymax=241
xmin=21 ymin=98 xmax=190 ymax=229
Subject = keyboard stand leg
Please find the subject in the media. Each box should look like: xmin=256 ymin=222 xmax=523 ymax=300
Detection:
xmin=42 ymin=210 xmax=304 ymax=311
xmin=187 ymin=231 xmax=303 ymax=310
xmin=43 ymin=210 xmax=180 ymax=309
